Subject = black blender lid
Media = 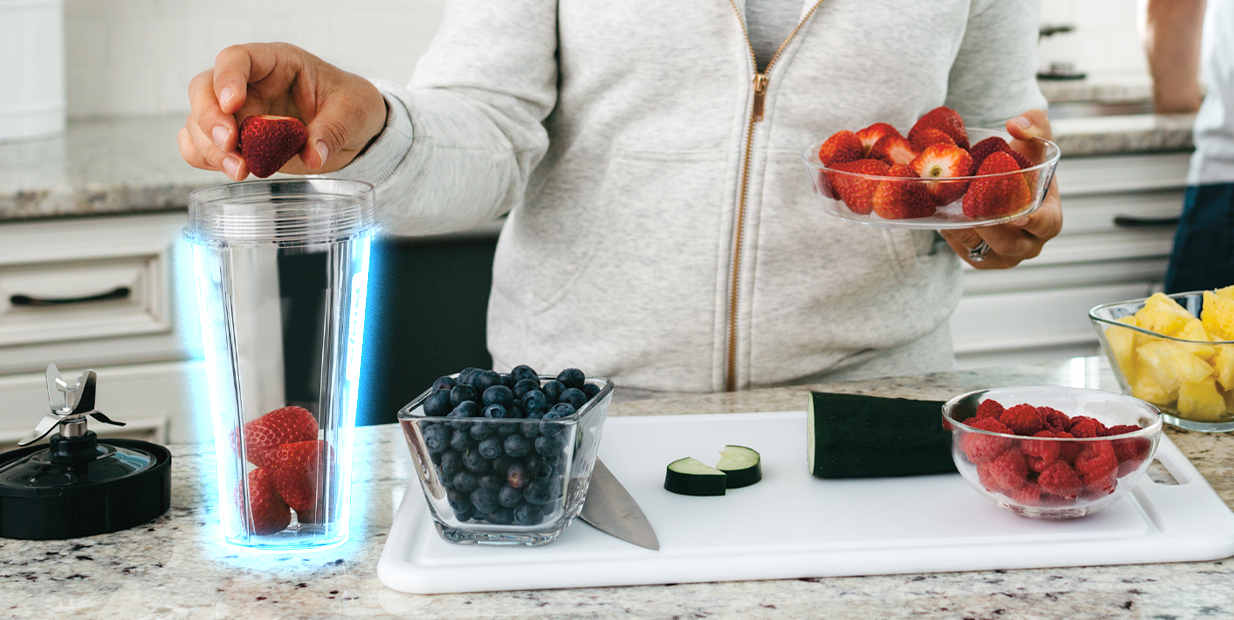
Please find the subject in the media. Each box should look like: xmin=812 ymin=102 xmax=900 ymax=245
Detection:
xmin=0 ymin=364 xmax=171 ymax=540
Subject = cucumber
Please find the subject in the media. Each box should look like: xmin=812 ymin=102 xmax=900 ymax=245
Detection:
xmin=715 ymin=444 xmax=761 ymax=489
xmin=808 ymin=391 xmax=956 ymax=479
xmin=664 ymin=457 xmax=727 ymax=496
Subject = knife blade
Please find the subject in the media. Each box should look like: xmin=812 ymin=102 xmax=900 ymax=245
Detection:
xmin=580 ymin=459 xmax=660 ymax=550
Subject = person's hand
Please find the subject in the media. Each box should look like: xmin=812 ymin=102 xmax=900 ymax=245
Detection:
xmin=178 ymin=42 xmax=386 ymax=181
xmin=939 ymin=109 xmax=1062 ymax=269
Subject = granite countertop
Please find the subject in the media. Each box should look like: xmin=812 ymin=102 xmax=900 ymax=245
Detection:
xmin=2 ymin=359 xmax=1233 ymax=618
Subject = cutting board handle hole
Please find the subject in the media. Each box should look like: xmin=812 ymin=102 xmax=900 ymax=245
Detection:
xmin=1146 ymin=459 xmax=1182 ymax=486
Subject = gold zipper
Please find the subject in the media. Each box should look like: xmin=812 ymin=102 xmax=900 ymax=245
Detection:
xmin=724 ymin=0 xmax=826 ymax=391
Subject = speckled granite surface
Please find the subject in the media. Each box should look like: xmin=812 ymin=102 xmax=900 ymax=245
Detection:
xmin=0 ymin=110 xmax=1196 ymax=222
xmin=2 ymin=359 xmax=1232 ymax=618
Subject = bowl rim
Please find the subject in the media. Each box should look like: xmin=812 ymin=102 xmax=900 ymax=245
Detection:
xmin=942 ymin=385 xmax=1164 ymax=441
xmin=1088 ymin=290 xmax=1234 ymax=345
xmin=397 ymin=374 xmax=614 ymax=424
xmin=801 ymin=127 xmax=1062 ymax=181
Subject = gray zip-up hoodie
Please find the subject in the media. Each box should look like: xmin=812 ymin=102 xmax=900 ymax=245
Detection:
xmin=336 ymin=0 xmax=1046 ymax=392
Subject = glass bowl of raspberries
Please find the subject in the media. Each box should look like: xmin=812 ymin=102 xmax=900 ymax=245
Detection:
xmin=398 ymin=365 xmax=612 ymax=546
xmin=943 ymin=385 xmax=1162 ymax=520
xmin=802 ymin=107 xmax=1060 ymax=229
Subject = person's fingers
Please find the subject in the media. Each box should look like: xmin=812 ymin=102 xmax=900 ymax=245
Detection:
xmin=188 ymin=70 xmax=238 ymax=154
xmin=1006 ymin=109 xmax=1052 ymax=141
xmin=977 ymin=225 xmax=1038 ymax=259
xmin=301 ymin=95 xmax=365 ymax=170
xmin=939 ymin=228 xmax=1020 ymax=270
xmin=1009 ymin=180 xmax=1063 ymax=240
xmin=178 ymin=127 xmax=213 ymax=170
xmin=186 ymin=113 xmax=247 ymax=180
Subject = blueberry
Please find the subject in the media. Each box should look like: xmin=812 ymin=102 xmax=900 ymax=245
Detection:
xmin=556 ymin=368 xmax=585 ymax=389
xmin=449 ymin=384 xmax=478 ymax=407
xmin=473 ymin=370 xmax=502 ymax=393
xmin=498 ymin=485 xmax=523 ymax=508
xmin=582 ymin=382 xmax=600 ymax=399
xmin=512 ymin=378 xmax=540 ymax=399
xmin=540 ymin=404 xmax=574 ymax=437
xmin=452 ymin=471 xmax=478 ymax=493
xmin=422 ymin=389 xmax=452 ymax=417
xmin=431 ymin=375 xmax=456 ymax=392
xmin=521 ymin=417 xmax=541 ymax=439
xmin=497 ymin=422 xmax=520 ymax=437
xmin=488 ymin=508 xmax=514 ymax=525
xmin=541 ymin=380 xmax=565 ymax=404
xmin=483 ymin=403 xmax=509 ymax=419
xmin=514 ymin=504 xmax=544 ymax=525
xmin=500 ymin=373 xmax=515 ymax=388
xmin=423 ymin=425 xmax=449 ymax=452
xmin=470 ymin=487 xmax=499 ymax=514
xmin=506 ymin=461 xmax=529 ymax=489
xmin=534 ymin=435 xmax=563 ymax=455
xmin=507 ymin=403 xmax=526 ymax=419
xmin=492 ymin=456 xmax=517 ymax=476
xmin=430 ymin=449 xmax=445 ymax=465
xmin=447 ymin=489 xmax=472 ymax=513
xmin=478 ymin=437 xmax=504 ymax=460
xmin=523 ymin=479 xmax=557 ymax=505
xmin=463 ymin=448 xmax=490 ymax=473
xmin=448 ymin=401 xmax=480 ymax=418
xmin=511 ymin=364 xmax=539 ymax=385
xmin=522 ymin=390 xmax=549 ymax=415
xmin=457 ymin=367 xmax=482 ymax=386
xmin=533 ymin=455 xmax=563 ymax=479
xmin=503 ymin=434 xmax=531 ymax=458
xmin=559 ymin=387 xmax=587 ymax=410
xmin=549 ymin=402 xmax=576 ymax=417
xmin=478 ymin=474 xmax=502 ymax=491
xmin=469 ymin=420 xmax=495 ymax=440
xmin=483 ymin=385 xmax=515 ymax=408
xmin=440 ymin=451 xmax=463 ymax=477
xmin=449 ymin=429 xmax=471 ymax=452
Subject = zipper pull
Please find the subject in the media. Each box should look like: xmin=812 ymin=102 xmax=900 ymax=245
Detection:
xmin=751 ymin=73 xmax=769 ymax=123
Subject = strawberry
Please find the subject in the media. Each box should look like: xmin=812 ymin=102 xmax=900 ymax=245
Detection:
xmin=1037 ymin=461 xmax=1083 ymax=500
xmin=269 ymin=439 xmax=331 ymax=514
xmin=871 ymin=164 xmax=934 ymax=219
xmin=242 ymin=406 xmax=318 ymax=468
xmin=908 ymin=106 xmax=969 ymax=150
xmin=909 ymin=127 xmax=955 ymax=152
xmin=830 ymin=158 xmax=889 ymax=214
xmin=818 ymin=130 xmax=863 ymax=166
xmin=243 ymin=467 xmax=291 ymax=535
xmin=968 ymin=136 xmax=1033 ymax=175
xmin=855 ymin=122 xmax=900 ymax=157
xmin=975 ymin=399 xmax=1004 ymax=419
xmin=238 ymin=114 xmax=308 ymax=178
xmin=910 ymin=143 xmax=973 ymax=205
xmin=961 ymin=151 xmax=1032 ymax=218
xmin=869 ymin=134 xmax=918 ymax=166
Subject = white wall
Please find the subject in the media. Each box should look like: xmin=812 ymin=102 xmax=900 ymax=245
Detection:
xmin=1038 ymin=0 xmax=1148 ymax=79
xmin=64 ymin=0 xmax=445 ymax=119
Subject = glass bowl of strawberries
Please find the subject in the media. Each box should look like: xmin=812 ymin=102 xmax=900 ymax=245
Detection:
xmin=943 ymin=385 xmax=1162 ymax=520
xmin=803 ymin=107 xmax=1061 ymax=229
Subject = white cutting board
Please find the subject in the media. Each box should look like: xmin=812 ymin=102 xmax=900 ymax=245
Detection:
xmin=378 ymin=412 xmax=1234 ymax=594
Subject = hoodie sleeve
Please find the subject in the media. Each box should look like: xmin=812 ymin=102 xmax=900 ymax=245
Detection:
xmin=945 ymin=0 xmax=1048 ymax=129
xmin=329 ymin=0 xmax=558 ymax=236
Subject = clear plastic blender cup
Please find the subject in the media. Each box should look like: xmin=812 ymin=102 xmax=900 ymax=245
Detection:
xmin=185 ymin=179 xmax=375 ymax=550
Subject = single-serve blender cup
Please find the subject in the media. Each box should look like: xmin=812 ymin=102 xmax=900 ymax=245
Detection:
xmin=186 ymin=179 xmax=375 ymax=550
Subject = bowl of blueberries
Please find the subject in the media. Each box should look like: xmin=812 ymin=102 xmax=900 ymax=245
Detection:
xmin=397 ymin=364 xmax=612 ymax=546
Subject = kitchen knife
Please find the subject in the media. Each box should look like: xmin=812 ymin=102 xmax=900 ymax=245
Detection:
xmin=579 ymin=459 xmax=659 ymax=550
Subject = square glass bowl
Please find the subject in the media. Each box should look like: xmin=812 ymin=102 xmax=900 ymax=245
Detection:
xmin=1090 ymin=292 xmax=1234 ymax=432
xmin=397 ymin=377 xmax=612 ymax=546
xmin=944 ymin=386 xmax=1161 ymax=519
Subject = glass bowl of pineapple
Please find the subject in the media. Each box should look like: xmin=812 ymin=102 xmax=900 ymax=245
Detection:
xmin=1089 ymin=289 xmax=1234 ymax=432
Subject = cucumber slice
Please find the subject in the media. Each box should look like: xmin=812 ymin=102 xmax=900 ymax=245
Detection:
xmin=664 ymin=457 xmax=727 ymax=496
xmin=716 ymin=444 xmax=761 ymax=489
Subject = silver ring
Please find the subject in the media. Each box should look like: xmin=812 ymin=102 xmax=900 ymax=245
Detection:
xmin=968 ymin=240 xmax=991 ymax=262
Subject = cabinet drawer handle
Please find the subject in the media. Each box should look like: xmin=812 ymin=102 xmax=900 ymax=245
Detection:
xmin=10 ymin=286 xmax=131 ymax=307
xmin=1113 ymin=215 xmax=1181 ymax=228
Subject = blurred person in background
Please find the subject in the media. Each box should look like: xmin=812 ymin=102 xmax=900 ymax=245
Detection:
xmin=1145 ymin=0 xmax=1234 ymax=292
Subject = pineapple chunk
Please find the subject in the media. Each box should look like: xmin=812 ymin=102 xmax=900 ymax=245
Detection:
xmin=1136 ymin=340 xmax=1213 ymax=393
xmin=1131 ymin=371 xmax=1175 ymax=406
xmin=1105 ymin=316 xmax=1139 ymax=382
xmin=1224 ymin=388 xmax=1234 ymax=414
xmin=1177 ymin=318 xmax=1218 ymax=360
xmin=1214 ymin=345 xmax=1234 ymax=391
xmin=1215 ymin=285 xmax=1234 ymax=301
xmin=1202 ymin=291 xmax=1234 ymax=340
xmin=1136 ymin=292 xmax=1196 ymax=336
xmin=1178 ymin=377 xmax=1228 ymax=422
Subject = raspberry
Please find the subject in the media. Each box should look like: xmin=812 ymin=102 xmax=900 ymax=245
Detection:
xmin=989 ymin=450 xmax=1028 ymax=490
xmin=975 ymin=399 xmax=1005 ymax=420
xmin=976 ymin=462 xmax=1003 ymax=493
xmin=960 ymin=417 xmax=1014 ymax=464
xmin=1068 ymin=416 xmax=1108 ymax=438
xmin=1000 ymin=404 xmax=1045 ymax=435
xmin=1021 ymin=431 xmax=1061 ymax=473
xmin=1038 ymin=406 xmax=1070 ymax=431
xmin=1103 ymin=424 xmax=1140 ymax=437
xmin=1112 ymin=435 xmax=1152 ymax=476
xmin=1009 ymin=482 xmax=1044 ymax=506
xmin=1037 ymin=461 xmax=1083 ymax=500
xmin=1074 ymin=441 xmax=1118 ymax=493
xmin=1051 ymin=430 xmax=1082 ymax=462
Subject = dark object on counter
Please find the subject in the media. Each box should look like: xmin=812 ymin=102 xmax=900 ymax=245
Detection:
xmin=0 ymin=364 xmax=171 ymax=540
xmin=807 ymin=391 xmax=956 ymax=479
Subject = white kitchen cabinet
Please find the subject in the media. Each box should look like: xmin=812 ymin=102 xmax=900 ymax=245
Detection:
xmin=952 ymin=152 xmax=1189 ymax=367
xmin=0 ymin=213 xmax=201 ymax=442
